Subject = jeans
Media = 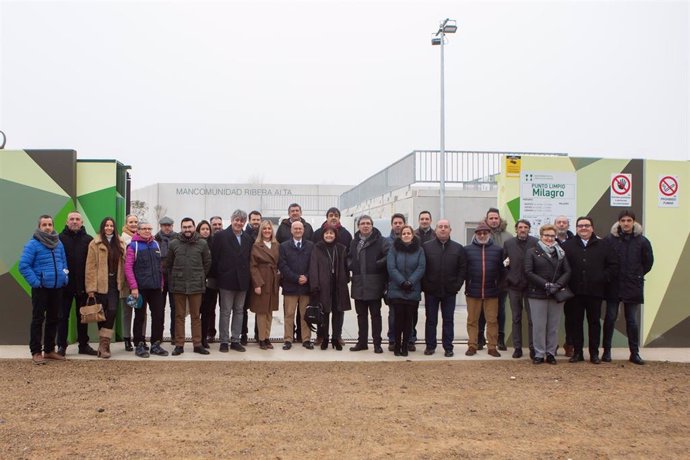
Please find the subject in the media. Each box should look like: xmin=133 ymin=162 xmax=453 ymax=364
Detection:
xmin=478 ymin=290 xmax=507 ymax=343
xmin=424 ymin=293 xmax=457 ymax=351
xmin=30 ymin=287 xmax=62 ymax=354
xmin=57 ymin=290 xmax=89 ymax=348
xmin=354 ymin=299 xmax=382 ymax=347
xmin=508 ymin=288 xmax=533 ymax=350
xmin=603 ymin=301 xmax=641 ymax=353
xmin=218 ymin=289 xmax=246 ymax=344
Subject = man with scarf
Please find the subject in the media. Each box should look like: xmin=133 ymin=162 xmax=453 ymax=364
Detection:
xmin=155 ymin=216 xmax=178 ymax=342
xmin=562 ymin=216 xmax=618 ymax=364
xmin=57 ymin=211 xmax=96 ymax=356
xmin=19 ymin=215 xmax=70 ymax=365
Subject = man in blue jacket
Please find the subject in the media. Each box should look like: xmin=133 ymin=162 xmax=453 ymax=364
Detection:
xmin=19 ymin=215 xmax=69 ymax=365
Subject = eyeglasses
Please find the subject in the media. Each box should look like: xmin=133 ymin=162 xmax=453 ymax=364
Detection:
xmin=140 ymin=227 xmax=153 ymax=231
xmin=576 ymin=224 xmax=592 ymax=228
xmin=542 ymin=234 xmax=556 ymax=238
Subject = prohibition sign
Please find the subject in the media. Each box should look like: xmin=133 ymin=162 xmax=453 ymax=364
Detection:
xmin=659 ymin=176 xmax=678 ymax=197
xmin=611 ymin=174 xmax=631 ymax=195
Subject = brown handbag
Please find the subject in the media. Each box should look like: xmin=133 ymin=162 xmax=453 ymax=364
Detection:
xmin=80 ymin=297 xmax=105 ymax=324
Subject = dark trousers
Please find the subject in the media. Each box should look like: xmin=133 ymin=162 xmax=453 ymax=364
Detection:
xmin=96 ymin=277 xmax=119 ymax=330
xmin=354 ymin=299 xmax=382 ymax=346
xmin=388 ymin=303 xmax=416 ymax=345
xmin=478 ymin=290 xmax=507 ymax=343
xmin=30 ymin=287 xmax=62 ymax=355
xmin=571 ymin=295 xmax=602 ymax=356
xmin=201 ymin=287 xmax=218 ymax=339
xmin=133 ymin=288 xmax=164 ymax=344
xmin=508 ymin=288 xmax=533 ymax=350
xmin=162 ymin=275 xmax=176 ymax=339
xmin=319 ymin=310 xmax=344 ymax=342
xmin=563 ymin=299 xmax=576 ymax=347
xmin=241 ymin=288 xmax=258 ymax=340
xmin=424 ymin=293 xmax=457 ymax=352
xmin=57 ymin=290 xmax=89 ymax=348
xmin=603 ymin=301 xmax=641 ymax=353
xmin=391 ymin=301 xmax=416 ymax=352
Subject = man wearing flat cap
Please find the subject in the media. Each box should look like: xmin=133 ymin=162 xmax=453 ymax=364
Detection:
xmin=156 ymin=216 xmax=178 ymax=342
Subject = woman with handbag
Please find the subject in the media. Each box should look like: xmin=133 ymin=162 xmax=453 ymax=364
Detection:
xmin=249 ymin=220 xmax=280 ymax=350
xmin=85 ymin=217 xmax=127 ymax=358
xmin=524 ymin=224 xmax=572 ymax=365
xmin=309 ymin=225 xmax=351 ymax=350
xmin=386 ymin=225 xmax=426 ymax=357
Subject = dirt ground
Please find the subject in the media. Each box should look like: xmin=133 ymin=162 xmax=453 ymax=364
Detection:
xmin=1 ymin=359 xmax=688 ymax=459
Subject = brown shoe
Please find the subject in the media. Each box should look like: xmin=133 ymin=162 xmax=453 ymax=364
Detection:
xmin=465 ymin=347 xmax=477 ymax=356
xmin=564 ymin=344 xmax=574 ymax=358
xmin=488 ymin=349 xmax=501 ymax=357
xmin=314 ymin=337 xmax=323 ymax=346
xmin=44 ymin=351 xmax=66 ymax=361
xmin=32 ymin=353 xmax=46 ymax=365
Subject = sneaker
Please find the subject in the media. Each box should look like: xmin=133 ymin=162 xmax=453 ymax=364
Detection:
xmin=44 ymin=351 xmax=66 ymax=361
xmin=135 ymin=342 xmax=150 ymax=358
xmin=32 ymin=353 xmax=46 ymax=365
xmin=78 ymin=344 xmax=98 ymax=356
xmin=150 ymin=341 xmax=169 ymax=356
xmin=172 ymin=346 xmax=184 ymax=356
xmin=230 ymin=342 xmax=246 ymax=352
xmin=219 ymin=343 xmax=229 ymax=353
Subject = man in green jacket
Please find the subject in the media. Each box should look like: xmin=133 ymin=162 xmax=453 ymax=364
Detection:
xmin=167 ymin=217 xmax=212 ymax=355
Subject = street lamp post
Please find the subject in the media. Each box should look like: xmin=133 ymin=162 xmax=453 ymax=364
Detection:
xmin=432 ymin=18 xmax=457 ymax=220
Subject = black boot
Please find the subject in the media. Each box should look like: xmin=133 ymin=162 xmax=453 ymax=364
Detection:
xmin=124 ymin=338 xmax=133 ymax=352
xmin=331 ymin=338 xmax=342 ymax=351
xmin=497 ymin=333 xmax=507 ymax=351
xmin=477 ymin=333 xmax=486 ymax=350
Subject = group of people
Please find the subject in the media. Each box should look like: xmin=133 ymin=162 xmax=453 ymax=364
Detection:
xmin=20 ymin=203 xmax=653 ymax=366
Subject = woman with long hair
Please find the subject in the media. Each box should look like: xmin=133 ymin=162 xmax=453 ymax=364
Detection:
xmin=249 ymin=220 xmax=280 ymax=350
xmin=197 ymin=220 xmax=216 ymax=349
xmin=120 ymin=214 xmax=139 ymax=351
xmin=309 ymin=225 xmax=351 ymax=350
xmin=85 ymin=217 xmax=127 ymax=358
xmin=386 ymin=225 xmax=426 ymax=356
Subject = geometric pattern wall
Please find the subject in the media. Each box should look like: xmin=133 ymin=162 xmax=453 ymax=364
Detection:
xmin=0 ymin=150 xmax=128 ymax=345
xmin=498 ymin=156 xmax=690 ymax=347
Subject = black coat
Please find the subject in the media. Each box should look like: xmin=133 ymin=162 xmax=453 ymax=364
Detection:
xmin=59 ymin=226 xmax=93 ymax=293
xmin=276 ymin=218 xmax=314 ymax=244
xmin=605 ymin=222 xmax=654 ymax=303
xmin=562 ymin=234 xmax=618 ymax=299
xmin=348 ymin=228 xmax=390 ymax=300
xmin=464 ymin=238 xmax=504 ymax=299
xmin=503 ymin=236 xmax=538 ymax=290
xmin=278 ymin=239 xmax=314 ymax=295
xmin=309 ymin=242 xmax=351 ymax=313
xmin=210 ymin=229 xmax=253 ymax=291
xmin=524 ymin=245 xmax=571 ymax=299
xmin=422 ymin=238 xmax=466 ymax=297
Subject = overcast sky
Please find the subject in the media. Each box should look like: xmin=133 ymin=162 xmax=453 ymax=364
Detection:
xmin=1 ymin=0 xmax=688 ymax=188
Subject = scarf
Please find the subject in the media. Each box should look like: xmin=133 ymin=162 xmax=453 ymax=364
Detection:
xmin=121 ymin=225 xmax=134 ymax=237
xmin=34 ymin=229 xmax=59 ymax=249
xmin=538 ymin=240 xmax=565 ymax=260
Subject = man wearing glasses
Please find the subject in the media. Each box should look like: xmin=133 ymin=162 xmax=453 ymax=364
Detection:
xmin=561 ymin=216 xmax=618 ymax=364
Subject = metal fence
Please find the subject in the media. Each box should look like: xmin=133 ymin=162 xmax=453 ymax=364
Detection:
xmin=340 ymin=150 xmax=567 ymax=209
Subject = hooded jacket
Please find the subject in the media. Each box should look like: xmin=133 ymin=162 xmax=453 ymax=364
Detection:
xmin=485 ymin=218 xmax=513 ymax=249
xmin=605 ymin=221 xmax=654 ymax=303
xmin=167 ymin=232 xmax=211 ymax=294
xmin=348 ymin=227 xmax=390 ymax=300
xmin=59 ymin=225 xmax=93 ymax=293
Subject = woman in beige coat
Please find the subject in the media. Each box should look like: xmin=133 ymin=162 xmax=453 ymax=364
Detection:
xmin=86 ymin=217 xmax=127 ymax=358
xmin=249 ymin=220 xmax=280 ymax=350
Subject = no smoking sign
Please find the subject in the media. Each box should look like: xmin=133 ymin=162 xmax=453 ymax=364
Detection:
xmin=610 ymin=173 xmax=632 ymax=207
xmin=658 ymin=175 xmax=679 ymax=207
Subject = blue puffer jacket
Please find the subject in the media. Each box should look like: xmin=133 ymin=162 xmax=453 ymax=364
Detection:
xmin=386 ymin=237 xmax=426 ymax=302
xmin=464 ymin=237 xmax=504 ymax=299
xmin=19 ymin=237 xmax=69 ymax=289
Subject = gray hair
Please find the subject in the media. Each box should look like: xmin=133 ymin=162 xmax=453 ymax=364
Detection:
xmin=231 ymin=209 xmax=247 ymax=222
xmin=138 ymin=220 xmax=151 ymax=229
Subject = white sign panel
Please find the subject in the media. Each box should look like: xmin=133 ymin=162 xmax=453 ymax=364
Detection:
xmin=658 ymin=175 xmax=679 ymax=207
xmin=520 ymin=171 xmax=577 ymax=236
xmin=610 ymin=173 xmax=632 ymax=207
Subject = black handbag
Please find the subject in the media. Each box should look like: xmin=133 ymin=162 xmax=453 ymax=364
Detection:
xmin=304 ymin=304 xmax=325 ymax=332
xmin=553 ymin=286 xmax=575 ymax=303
